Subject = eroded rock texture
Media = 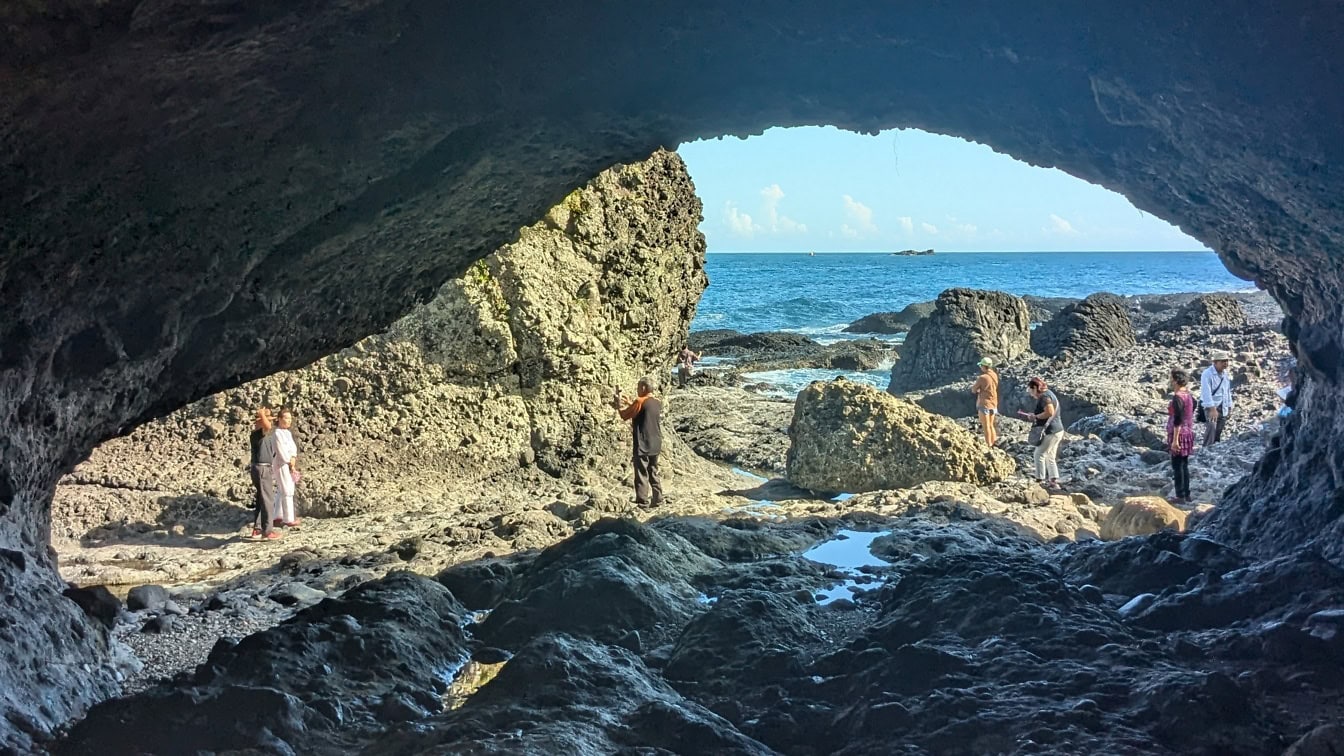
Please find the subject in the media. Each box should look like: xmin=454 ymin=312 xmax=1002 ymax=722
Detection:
xmin=787 ymin=378 xmax=1016 ymax=493
xmin=4 ymin=1 xmax=1344 ymax=746
xmin=1030 ymin=292 xmax=1137 ymax=359
xmin=52 ymin=151 xmax=706 ymax=531
xmin=888 ymin=289 xmax=1032 ymax=392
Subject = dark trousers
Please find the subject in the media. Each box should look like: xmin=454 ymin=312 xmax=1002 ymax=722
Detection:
xmin=1204 ymin=413 xmax=1227 ymax=446
xmin=633 ymin=454 xmax=663 ymax=505
xmin=251 ymin=464 xmax=275 ymax=534
xmin=678 ymin=367 xmax=690 ymax=388
xmin=1171 ymin=455 xmax=1191 ymax=500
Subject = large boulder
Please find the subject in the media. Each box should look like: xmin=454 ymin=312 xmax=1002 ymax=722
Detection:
xmin=53 ymin=152 xmax=708 ymax=532
xmin=843 ymin=301 xmax=936 ymax=334
xmin=786 ymin=378 xmax=1017 ymax=493
xmin=1149 ymin=293 xmax=1250 ymax=335
xmin=888 ymin=289 xmax=1031 ymax=392
xmin=1031 ymin=293 xmax=1137 ymax=358
xmin=1100 ymin=496 xmax=1189 ymax=541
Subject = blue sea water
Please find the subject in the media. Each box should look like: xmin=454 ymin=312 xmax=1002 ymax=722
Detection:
xmin=692 ymin=251 xmax=1254 ymax=336
xmin=690 ymin=251 xmax=1256 ymax=396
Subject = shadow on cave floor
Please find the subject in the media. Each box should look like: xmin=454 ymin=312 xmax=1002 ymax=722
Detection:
xmin=78 ymin=494 xmax=256 ymax=548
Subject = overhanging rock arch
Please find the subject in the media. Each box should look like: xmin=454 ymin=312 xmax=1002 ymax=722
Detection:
xmin=2 ymin=1 xmax=1342 ymax=748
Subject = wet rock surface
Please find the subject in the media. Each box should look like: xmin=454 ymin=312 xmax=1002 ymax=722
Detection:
xmin=692 ymin=330 xmax=895 ymax=373
xmin=54 ymin=515 xmax=1344 ymax=755
xmin=842 ymin=302 xmax=935 ymax=334
xmin=787 ymin=378 xmax=1016 ymax=493
xmin=889 ymin=288 xmax=1032 ymax=392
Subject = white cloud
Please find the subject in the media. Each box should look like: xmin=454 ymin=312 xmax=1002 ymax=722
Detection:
xmin=841 ymin=195 xmax=878 ymax=239
xmin=728 ymin=184 xmax=808 ymax=236
xmin=724 ymin=202 xmax=761 ymax=237
xmin=898 ymin=216 xmax=914 ymax=234
xmin=1047 ymin=214 xmax=1078 ymax=235
xmin=762 ymin=184 xmax=808 ymax=234
xmin=921 ymin=222 xmax=939 ymax=235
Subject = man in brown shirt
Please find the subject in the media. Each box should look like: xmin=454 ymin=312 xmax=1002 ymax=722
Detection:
xmin=612 ymin=376 xmax=663 ymax=507
xmin=971 ymin=357 xmax=1000 ymax=446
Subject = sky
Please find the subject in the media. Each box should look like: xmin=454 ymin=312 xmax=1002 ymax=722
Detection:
xmin=677 ymin=126 xmax=1208 ymax=253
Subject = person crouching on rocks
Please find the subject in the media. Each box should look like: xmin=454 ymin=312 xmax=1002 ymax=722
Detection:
xmin=677 ymin=345 xmax=701 ymax=389
xmin=1167 ymin=369 xmax=1196 ymax=504
xmin=1023 ymin=377 xmax=1065 ymax=491
xmin=612 ymin=376 xmax=663 ymax=508
xmin=970 ymin=357 xmax=999 ymax=446
xmin=250 ymin=408 xmax=281 ymax=540
xmin=271 ymin=407 xmax=301 ymax=528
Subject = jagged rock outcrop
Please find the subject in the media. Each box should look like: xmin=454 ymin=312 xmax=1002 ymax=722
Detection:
xmin=842 ymin=301 xmax=935 ymax=334
xmin=1150 ymin=293 xmax=1251 ymax=335
xmin=786 ymin=378 xmax=1016 ymax=493
xmin=51 ymin=152 xmax=706 ymax=533
xmin=888 ymin=289 xmax=1031 ymax=392
xmin=4 ymin=2 xmax=1344 ymax=748
xmin=1031 ymin=292 xmax=1137 ymax=358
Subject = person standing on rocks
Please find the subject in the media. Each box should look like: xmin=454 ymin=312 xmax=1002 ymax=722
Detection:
xmin=677 ymin=345 xmax=701 ymax=389
xmin=1166 ymin=369 xmax=1196 ymax=504
xmin=1023 ymin=377 xmax=1065 ymax=490
xmin=271 ymin=407 xmax=301 ymax=527
xmin=249 ymin=408 xmax=281 ymax=540
xmin=613 ymin=377 xmax=663 ymax=507
xmin=970 ymin=357 xmax=999 ymax=446
xmin=1200 ymin=350 xmax=1234 ymax=447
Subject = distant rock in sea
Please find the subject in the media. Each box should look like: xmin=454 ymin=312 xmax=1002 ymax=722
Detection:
xmin=891 ymin=248 xmax=934 ymax=256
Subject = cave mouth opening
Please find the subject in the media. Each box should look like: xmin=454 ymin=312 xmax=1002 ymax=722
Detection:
xmin=5 ymin=4 xmax=1344 ymax=749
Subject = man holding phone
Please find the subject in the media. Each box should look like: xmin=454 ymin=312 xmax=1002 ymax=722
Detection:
xmin=612 ymin=376 xmax=664 ymax=507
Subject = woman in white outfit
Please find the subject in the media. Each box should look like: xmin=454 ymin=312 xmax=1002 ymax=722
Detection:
xmin=271 ymin=407 xmax=301 ymax=527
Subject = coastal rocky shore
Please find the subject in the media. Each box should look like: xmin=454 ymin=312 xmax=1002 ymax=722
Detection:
xmin=43 ymin=155 xmax=1343 ymax=753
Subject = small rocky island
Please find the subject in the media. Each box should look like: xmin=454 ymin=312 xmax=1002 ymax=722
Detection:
xmin=891 ymin=248 xmax=935 ymax=256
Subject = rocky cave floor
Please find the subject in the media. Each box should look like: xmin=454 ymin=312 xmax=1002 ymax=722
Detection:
xmin=48 ymin=293 xmax=1344 ymax=755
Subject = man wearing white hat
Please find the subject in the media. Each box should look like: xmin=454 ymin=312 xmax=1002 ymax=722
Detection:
xmin=1200 ymin=350 xmax=1234 ymax=447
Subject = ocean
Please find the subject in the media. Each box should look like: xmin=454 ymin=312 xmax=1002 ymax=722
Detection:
xmin=690 ymin=251 xmax=1256 ymax=396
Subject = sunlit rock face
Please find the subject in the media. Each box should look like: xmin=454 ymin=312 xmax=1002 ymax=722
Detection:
xmin=2 ymin=1 xmax=1343 ymax=748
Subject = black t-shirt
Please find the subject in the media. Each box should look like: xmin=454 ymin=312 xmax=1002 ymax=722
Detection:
xmin=1034 ymin=390 xmax=1065 ymax=434
xmin=249 ymin=428 xmax=264 ymax=465
xmin=634 ymin=397 xmax=663 ymax=456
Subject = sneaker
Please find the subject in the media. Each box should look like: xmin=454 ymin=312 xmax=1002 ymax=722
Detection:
xmin=264 ymin=531 xmax=283 ymax=540
xmin=251 ymin=528 xmax=261 ymax=538
xmin=282 ymin=520 xmax=301 ymax=528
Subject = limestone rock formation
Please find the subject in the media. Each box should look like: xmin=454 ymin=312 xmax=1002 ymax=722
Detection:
xmin=1031 ymin=293 xmax=1137 ymax=358
xmin=1150 ymin=293 xmax=1251 ymax=335
xmin=888 ymin=289 xmax=1031 ymax=392
xmin=51 ymin=152 xmax=706 ymax=531
xmin=1100 ymin=496 xmax=1189 ymax=540
xmin=786 ymin=378 xmax=1016 ymax=493
xmin=842 ymin=301 xmax=935 ymax=334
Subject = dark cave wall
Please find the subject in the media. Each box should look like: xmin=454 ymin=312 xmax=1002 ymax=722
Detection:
xmin=2 ymin=0 xmax=1344 ymax=748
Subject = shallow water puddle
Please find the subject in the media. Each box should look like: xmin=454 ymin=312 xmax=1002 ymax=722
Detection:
xmin=801 ymin=530 xmax=893 ymax=605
